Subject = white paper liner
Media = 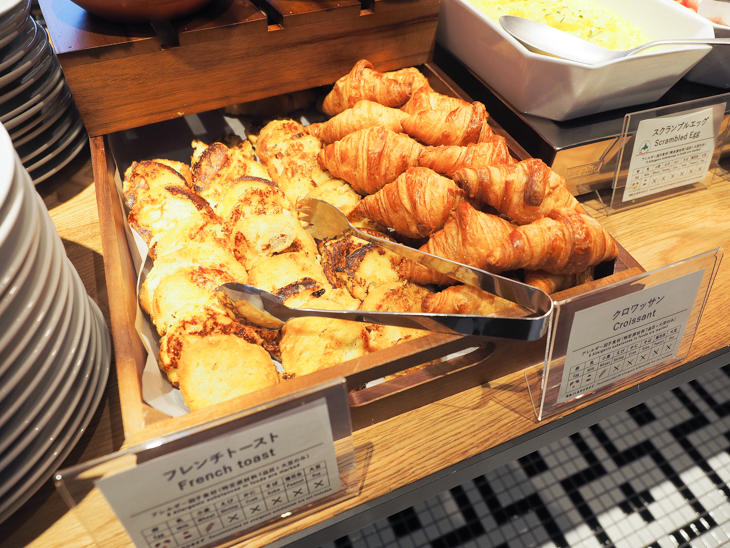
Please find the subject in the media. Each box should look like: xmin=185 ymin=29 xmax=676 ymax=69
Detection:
xmin=114 ymin=169 xmax=191 ymax=416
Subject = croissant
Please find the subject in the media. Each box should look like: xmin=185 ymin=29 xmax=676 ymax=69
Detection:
xmin=318 ymin=126 xmax=424 ymax=195
xmin=407 ymin=202 xmax=618 ymax=284
xmin=417 ymin=136 xmax=514 ymax=175
xmin=402 ymin=83 xmax=471 ymax=115
xmin=387 ymin=66 xmax=430 ymax=93
xmin=322 ymin=59 xmax=413 ymax=115
xmin=524 ymin=269 xmax=594 ymax=294
xmin=349 ymin=167 xmax=462 ymax=239
xmin=450 ymin=158 xmax=583 ymax=224
xmin=307 ymin=100 xmax=407 ymax=143
xmin=401 ymin=101 xmax=493 ymax=146
xmin=421 ymin=285 xmax=524 ymax=317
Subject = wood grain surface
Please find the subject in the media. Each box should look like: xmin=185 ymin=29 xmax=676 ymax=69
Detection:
xmin=39 ymin=0 xmax=440 ymax=136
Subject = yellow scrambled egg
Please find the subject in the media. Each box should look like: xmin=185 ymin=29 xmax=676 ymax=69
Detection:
xmin=470 ymin=0 xmax=649 ymax=50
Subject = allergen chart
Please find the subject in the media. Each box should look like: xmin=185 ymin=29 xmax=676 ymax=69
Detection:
xmin=556 ymin=270 xmax=704 ymax=404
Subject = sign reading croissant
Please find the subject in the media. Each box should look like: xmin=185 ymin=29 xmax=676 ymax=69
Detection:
xmin=121 ymin=59 xmax=618 ymax=413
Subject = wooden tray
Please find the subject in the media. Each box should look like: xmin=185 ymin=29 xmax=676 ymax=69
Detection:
xmin=89 ymin=61 xmax=643 ymax=444
xmin=39 ymin=0 xmax=440 ymax=137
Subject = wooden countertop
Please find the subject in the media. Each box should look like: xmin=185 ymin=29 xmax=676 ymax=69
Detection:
xmin=3 ymin=149 xmax=730 ymax=547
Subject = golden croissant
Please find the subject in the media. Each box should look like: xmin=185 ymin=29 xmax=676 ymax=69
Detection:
xmin=402 ymin=83 xmax=471 ymax=115
xmin=421 ymin=285 xmax=524 ymax=317
xmin=450 ymin=158 xmax=583 ymax=224
xmin=407 ymin=202 xmax=618 ymax=284
xmin=386 ymin=66 xmax=430 ymax=93
xmin=307 ymin=100 xmax=407 ymax=143
xmin=318 ymin=126 xmax=424 ymax=195
xmin=417 ymin=136 xmax=514 ymax=175
xmin=524 ymin=269 xmax=594 ymax=294
xmin=349 ymin=167 xmax=463 ymax=239
xmin=401 ymin=101 xmax=493 ymax=146
xmin=322 ymin=59 xmax=413 ymax=115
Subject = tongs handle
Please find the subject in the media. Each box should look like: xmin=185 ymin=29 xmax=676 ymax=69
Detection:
xmin=348 ymin=227 xmax=552 ymax=317
xmin=219 ymin=283 xmax=551 ymax=341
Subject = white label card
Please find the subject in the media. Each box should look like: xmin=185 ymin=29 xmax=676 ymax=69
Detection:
xmin=557 ymin=270 xmax=704 ymax=404
xmin=96 ymin=399 xmax=340 ymax=548
xmin=622 ymin=107 xmax=716 ymax=201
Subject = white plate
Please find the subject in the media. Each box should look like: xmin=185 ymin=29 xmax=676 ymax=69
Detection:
xmin=0 ymin=120 xmax=16 ymax=209
xmin=684 ymin=3 xmax=730 ymax=88
xmin=0 ymin=23 xmax=46 ymax=90
xmin=0 ymin=17 xmax=36 ymax=73
xmin=0 ymin=0 xmax=27 ymax=19
xmin=8 ymin=87 xmax=70 ymax=144
xmin=0 ymin=184 xmax=63 ymax=373
xmin=0 ymin=182 xmax=41 ymax=313
xmin=0 ymin=0 xmax=28 ymax=26
xmin=0 ymin=269 xmax=80 ymax=463
xmin=0 ymin=152 xmax=26 ymax=254
xmin=7 ymin=88 xmax=69 ymax=141
xmin=0 ymin=269 xmax=90 ymax=478
xmin=3 ymin=74 xmax=65 ymax=131
xmin=91 ymin=293 xmax=112 ymax=362
xmin=0 ymin=194 xmax=65 ymax=372
xmin=437 ymin=0 xmax=715 ymax=120
xmin=0 ymin=43 xmax=53 ymax=106
xmin=0 ymin=178 xmax=40 ymax=296
xmin=0 ymin=306 xmax=95 ymax=505
xmin=30 ymin=127 xmax=88 ymax=184
xmin=0 ymin=258 xmax=104 ymax=498
xmin=23 ymin=112 xmax=83 ymax=172
xmin=0 ymin=266 xmax=76 ymax=440
xmin=16 ymin=103 xmax=76 ymax=163
xmin=0 ymin=290 xmax=109 ymax=524
xmin=0 ymin=60 xmax=62 ymax=123
xmin=0 ymin=0 xmax=29 ymax=49
xmin=11 ymin=101 xmax=75 ymax=150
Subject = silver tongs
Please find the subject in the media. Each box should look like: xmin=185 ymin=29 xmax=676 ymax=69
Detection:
xmin=217 ymin=199 xmax=553 ymax=341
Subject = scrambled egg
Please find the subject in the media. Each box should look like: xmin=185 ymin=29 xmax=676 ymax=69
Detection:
xmin=471 ymin=0 xmax=649 ymax=50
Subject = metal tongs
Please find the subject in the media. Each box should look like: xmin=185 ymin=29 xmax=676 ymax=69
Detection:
xmin=217 ymin=199 xmax=553 ymax=341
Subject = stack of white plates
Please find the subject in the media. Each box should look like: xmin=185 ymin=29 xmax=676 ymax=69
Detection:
xmin=0 ymin=121 xmax=110 ymax=523
xmin=0 ymin=0 xmax=87 ymax=184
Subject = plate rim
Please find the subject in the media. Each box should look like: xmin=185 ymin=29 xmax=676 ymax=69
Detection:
xmin=30 ymin=128 xmax=88 ymax=184
xmin=0 ymin=289 xmax=109 ymax=524
xmin=23 ymin=112 xmax=83 ymax=173
xmin=0 ymin=60 xmax=62 ymax=123
xmin=17 ymin=107 xmax=79 ymax=164
xmin=0 ymin=23 xmax=47 ymax=90
xmin=0 ymin=17 xmax=36 ymax=73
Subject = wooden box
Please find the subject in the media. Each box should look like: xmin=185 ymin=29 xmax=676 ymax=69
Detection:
xmin=85 ymin=58 xmax=643 ymax=444
xmin=39 ymin=0 xmax=440 ymax=137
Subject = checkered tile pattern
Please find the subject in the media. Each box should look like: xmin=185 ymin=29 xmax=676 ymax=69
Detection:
xmin=321 ymin=364 xmax=730 ymax=548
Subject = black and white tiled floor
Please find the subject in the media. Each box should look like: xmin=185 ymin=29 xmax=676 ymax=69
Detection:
xmin=321 ymin=364 xmax=730 ymax=548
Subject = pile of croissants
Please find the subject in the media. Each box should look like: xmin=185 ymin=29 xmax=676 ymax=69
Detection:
xmin=121 ymin=59 xmax=618 ymax=412
xmin=311 ymin=59 xmax=618 ymax=289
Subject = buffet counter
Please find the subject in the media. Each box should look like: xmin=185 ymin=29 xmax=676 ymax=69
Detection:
xmin=4 ymin=0 xmax=729 ymax=544
xmin=2 ymin=149 xmax=729 ymax=547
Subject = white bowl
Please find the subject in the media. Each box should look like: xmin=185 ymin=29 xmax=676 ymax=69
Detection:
xmin=437 ymin=0 xmax=715 ymax=120
xmin=684 ymin=2 xmax=730 ymax=88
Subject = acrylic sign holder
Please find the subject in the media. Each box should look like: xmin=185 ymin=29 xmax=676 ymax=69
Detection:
xmin=529 ymin=248 xmax=722 ymax=421
xmin=605 ymin=93 xmax=730 ymax=213
xmin=55 ymin=378 xmax=357 ymax=548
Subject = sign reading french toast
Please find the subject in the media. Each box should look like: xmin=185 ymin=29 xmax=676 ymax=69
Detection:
xmin=96 ymin=399 xmax=340 ymax=547
xmin=556 ymin=269 xmax=704 ymax=404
